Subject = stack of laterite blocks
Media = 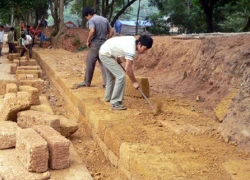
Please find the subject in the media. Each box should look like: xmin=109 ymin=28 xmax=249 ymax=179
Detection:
xmin=9 ymin=56 xmax=45 ymax=94
xmin=16 ymin=126 xmax=70 ymax=172
xmin=0 ymin=81 xmax=78 ymax=176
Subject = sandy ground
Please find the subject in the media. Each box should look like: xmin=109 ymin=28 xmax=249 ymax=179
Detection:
xmin=2 ymin=26 xmax=246 ymax=180
xmin=11 ymin=26 xmax=250 ymax=179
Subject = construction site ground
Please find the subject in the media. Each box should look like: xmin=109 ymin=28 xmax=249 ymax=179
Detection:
xmin=1 ymin=28 xmax=250 ymax=180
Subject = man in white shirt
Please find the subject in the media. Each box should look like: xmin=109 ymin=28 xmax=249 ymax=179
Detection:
xmin=99 ymin=35 xmax=153 ymax=110
xmin=0 ymin=25 xmax=4 ymax=56
xmin=20 ymin=33 xmax=33 ymax=59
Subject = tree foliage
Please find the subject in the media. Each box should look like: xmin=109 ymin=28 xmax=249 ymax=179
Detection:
xmin=0 ymin=0 xmax=49 ymax=26
xmin=149 ymin=0 xmax=250 ymax=33
xmin=70 ymin=0 xmax=138 ymax=27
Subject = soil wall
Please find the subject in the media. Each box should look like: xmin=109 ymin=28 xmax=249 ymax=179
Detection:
xmin=135 ymin=35 xmax=250 ymax=150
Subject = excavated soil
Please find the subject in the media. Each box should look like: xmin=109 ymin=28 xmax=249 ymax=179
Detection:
xmin=41 ymin=27 xmax=250 ymax=179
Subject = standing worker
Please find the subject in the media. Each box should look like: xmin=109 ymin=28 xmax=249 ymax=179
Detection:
xmin=0 ymin=25 xmax=4 ymax=56
xmin=7 ymin=27 xmax=17 ymax=53
xmin=99 ymin=35 xmax=153 ymax=110
xmin=77 ymin=7 xmax=114 ymax=88
xmin=20 ymin=34 xmax=33 ymax=59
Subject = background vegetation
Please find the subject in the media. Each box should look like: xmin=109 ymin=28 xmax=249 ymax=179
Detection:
xmin=0 ymin=0 xmax=249 ymax=35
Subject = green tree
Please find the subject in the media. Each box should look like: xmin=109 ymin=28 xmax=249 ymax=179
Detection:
xmin=48 ymin=0 xmax=73 ymax=33
xmin=0 ymin=0 xmax=49 ymax=26
xmin=71 ymin=0 xmax=138 ymax=27
xmin=150 ymin=0 xmax=249 ymax=33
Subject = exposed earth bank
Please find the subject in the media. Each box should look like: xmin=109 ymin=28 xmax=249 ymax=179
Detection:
xmin=136 ymin=35 xmax=250 ymax=150
xmin=41 ymin=27 xmax=250 ymax=179
xmin=51 ymin=27 xmax=250 ymax=151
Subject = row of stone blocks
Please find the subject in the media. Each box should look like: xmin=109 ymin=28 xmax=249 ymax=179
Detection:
xmin=1 ymin=81 xmax=78 ymax=132
xmin=7 ymin=56 xmax=46 ymax=95
xmin=0 ymin=121 xmax=70 ymax=173
xmin=0 ymin=88 xmax=78 ymax=136
xmin=9 ymin=58 xmax=42 ymax=80
xmin=6 ymin=83 xmax=40 ymax=106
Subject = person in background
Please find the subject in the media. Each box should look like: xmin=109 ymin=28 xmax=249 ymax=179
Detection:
xmin=0 ymin=25 xmax=4 ymax=56
xmin=99 ymin=35 xmax=153 ymax=110
xmin=24 ymin=25 xmax=31 ymax=35
xmin=20 ymin=34 xmax=33 ymax=59
xmin=7 ymin=27 xmax=17 ymax=53
xmin=115 ymin=19 xmax=122 ymax=35
xmin=77 ymin=7 xmax=114 ymax=88
xmin=43 ymin=19 xmax=48 ymax=28
xmin=20 ymin=22 xmax=25 ymax=34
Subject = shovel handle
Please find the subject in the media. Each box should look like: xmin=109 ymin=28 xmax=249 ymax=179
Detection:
xmin=138 ymin=88 xmax=156 ymax=111
xmin=119 ymin=64 xmax=156 ymax=111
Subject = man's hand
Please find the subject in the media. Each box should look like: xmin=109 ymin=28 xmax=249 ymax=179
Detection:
xmin=86 ymin=41 xmax=90 ymax=48
xmin=86 ymin=28 xmax=95 ymax=48
xmin=133 ymin=82 xmax=140 ymax=89
xmin=116 ymin=57 xmax=122 ymax=64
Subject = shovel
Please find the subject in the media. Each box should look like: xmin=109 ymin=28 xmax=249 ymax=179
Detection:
xmin=119 ymin=63 xmax=156 ymax=112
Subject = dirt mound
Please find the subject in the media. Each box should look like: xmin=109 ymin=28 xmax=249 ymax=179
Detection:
xmin=136 ymin=35 xmax=250 ymax=150
xmin=44 ymin=27 xmax=88 ymax=52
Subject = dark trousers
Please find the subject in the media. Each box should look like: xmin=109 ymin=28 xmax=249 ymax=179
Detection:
xmin=84 ymin=42 xmax=107 ymax=86
xmin=21 ymin=45 xmax=32 ymax=58
xmin=8 ymin=43 xmax=17 ymax=53
xmin=0 ymin=42 xmax=2 ymax=56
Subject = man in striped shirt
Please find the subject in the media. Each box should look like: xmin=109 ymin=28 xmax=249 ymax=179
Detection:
xmin=99 ymin=35 xmax=153 ymax=110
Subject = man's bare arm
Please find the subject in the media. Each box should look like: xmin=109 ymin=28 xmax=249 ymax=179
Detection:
xmin=86 ymin=28 xmax=95 ymax=47
xmin=107 ymin=27 xmax=114 ymax=39
xmin=125 ymin=59 xmax=139 ymax=89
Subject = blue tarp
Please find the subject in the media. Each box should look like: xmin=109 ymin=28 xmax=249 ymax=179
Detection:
xmin=120 ymin=20 xmax=152 ymax=27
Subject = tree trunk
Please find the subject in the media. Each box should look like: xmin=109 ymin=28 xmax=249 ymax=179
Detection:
xmin=243 ymin=16 xmax=250 ymax=31
xmin=10 ymin=8 xmax=14 ymax=26
xmin=110 ymin=0 xmax=137 ymax=26
xmin=59 ymin=0 xmax=64 ymax=33
xmin=108 ymin=0 xmax=116 ymax=21
xmin=82 ymin=0 xmax=87 ymax=28
xmin=49 ymin=0 xmax=60 ymax=32
xmin=135 ymin=0 xmax=141 ymax=35
xmin=93 ymin=0 xmax=97 ymax=12
xmin=101 ymin=0 xmax=105 ymax=17
xmin=35 ymin=8 xmax=39 ymax=27
xmin=96 ymin=0 xmax=100 ymax=14
xmin=54 ymin=0 xmax=60 ymax=32
xmin=199 ymin=0 xmax=214 ymax=33
xmin=26 ymin=13 xmax=29 ymax=25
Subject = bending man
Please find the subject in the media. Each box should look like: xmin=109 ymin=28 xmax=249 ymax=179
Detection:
xmin=20 ymin=34 xmax=33 ymax=59
xmin=99 ymin=35 xmax=153 ymax=110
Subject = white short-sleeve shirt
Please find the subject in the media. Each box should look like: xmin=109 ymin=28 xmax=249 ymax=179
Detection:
xmin=22 ymin=35 xmax=32 ymax=46
xmin=99 ymin=36 xmax=136 ymax=61
xmin=0 ymin=30 xmax=4 ymax=43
